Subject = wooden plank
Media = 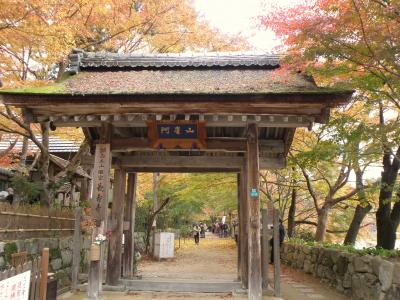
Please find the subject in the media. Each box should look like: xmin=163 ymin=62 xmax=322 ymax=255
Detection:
xmin=246 ymin=123 xmax=262 ymax=300
xmin=2 ymin=92 xmax=351 ymax=118
xmin=54 ymin=114 xmax=314 ymax=128
xmin=34 ymin=258 xmax=41 ymax=300
xmin=261 ymin=209 xmax=269 ymax=289
xmin=71 ymin=207 xmax=82 ymax=291
xmin=29 ymin=260 xmax=37 ymax=300
xmin=259 ymin=157 xmax=286 ymax=170
xmin=88 ymin=143 xmax=111 ymax=298
xmin=152 ymin=172 xmax=158 ymax=256
xmin=273 ymin=209 xmax=281 ymax=297
xmin=237 ymin=173 xmax=241 ymax=280
xmin=123 ymin=173 xmax=137 ymax=278
xmin=39 ymin=248 xmax=49 ymax=300
xmin=124 ymin=166 xmax=241 ymax=173
xmin=106 ymin=169 xmax=126 ymax=285
xmin=239 ymin=168 xmax=249 ymax=289
xmin=118 ymin=155 xmax=245 ymax=170
xmin=110 ymin=137 xmax=285 ymax=153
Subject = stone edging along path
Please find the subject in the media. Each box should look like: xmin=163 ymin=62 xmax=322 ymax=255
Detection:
xmin=281 ymin=243 xmax=400 ymax=300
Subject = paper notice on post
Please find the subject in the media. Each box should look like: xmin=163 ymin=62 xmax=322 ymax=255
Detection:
xmin=0 ymin=271 xmax=31 ymax=300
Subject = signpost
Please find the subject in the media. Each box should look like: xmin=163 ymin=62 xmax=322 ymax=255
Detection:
xmin=0 ymin=271 xmax=31 ymax=300
xmin=148 ymin=121 xmax=207 ymax=149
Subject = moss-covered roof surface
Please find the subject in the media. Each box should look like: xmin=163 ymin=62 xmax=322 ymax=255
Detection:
xmin=0 ymin=68 xmax=351 ymax=96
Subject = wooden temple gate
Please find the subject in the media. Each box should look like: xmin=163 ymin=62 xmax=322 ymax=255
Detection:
xmin=0 ymin=51 xmax=352 ymax=300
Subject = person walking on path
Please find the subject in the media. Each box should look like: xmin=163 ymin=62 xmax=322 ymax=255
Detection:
xmin=200 ymin=222 xmax=206 ymax=238
xmin=270 ymin=218 xmax=285 ymax=263
xmin=193 ymin=223 xmax=201 ymax=245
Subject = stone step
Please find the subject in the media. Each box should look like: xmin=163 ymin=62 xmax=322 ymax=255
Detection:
xmin=120 ymin=278 xmax=242 ymax=293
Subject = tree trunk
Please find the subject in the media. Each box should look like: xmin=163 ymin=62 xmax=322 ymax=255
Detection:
xmin=344 ymin=153 xmax=372 ymax=246
xmin=287 ymin=184 xmax=297 ymax=238
xmin=145 ymin=197 xmax=170 ymax=254
xmin=376 ymin=147 xmax=400 ymax=249
xmin=376 ymin=105 xmax=400 ymax=249
xmin=315 ymin=207 xmax=329 ymax=242
xmin=344 ymin=203 xmax=372 ymax=245
xmin=39 ymin=122 xmax=52 ymax=207
xmin=56 ymin=61 xmax=66 ymax=82
xmin=18 ymin=136 xmax=29 ymax=172
xmin=377 ymin=219 xmax=397 ymax=249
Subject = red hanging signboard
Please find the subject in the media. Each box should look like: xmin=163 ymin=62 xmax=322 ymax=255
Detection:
xmin=147 ymin=120 xmax=207 ymax=149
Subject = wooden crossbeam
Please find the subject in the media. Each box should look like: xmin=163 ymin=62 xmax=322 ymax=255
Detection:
xmin=115 ymin=154 xmax=285 ymax=171
xmin=110 ymin=137 xmax=285 ymax=153
xmin=50 ymin=114 xmax=314 ymax=128
xmin=118 ymin=155 xmax=244 ymax=170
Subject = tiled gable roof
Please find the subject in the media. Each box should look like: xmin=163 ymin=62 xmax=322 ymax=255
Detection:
xmin=0 ymin=134 xmax=81 ymax=153
xmin=69 ymin=49 xmax=280 ymax=73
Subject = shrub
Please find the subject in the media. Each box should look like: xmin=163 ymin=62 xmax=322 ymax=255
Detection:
xmin=287 ymin=238 xmax=400 ymax=258
xmin=11 ymin=174 xmax=42 ymax=203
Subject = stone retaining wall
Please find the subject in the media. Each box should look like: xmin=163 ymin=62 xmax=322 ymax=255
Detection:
xmin=0 ymin=232 xmax=149 ymax=288
xmin=0 ymin=236 xmax=91 ymax=288
xmin=282 ymin=243 xmax=400 ymax=300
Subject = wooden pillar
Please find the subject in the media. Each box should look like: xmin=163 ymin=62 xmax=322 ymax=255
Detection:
xmin=273 ymin=209 xmax=281 ymax=297
xmin=237 ymin=173 xmax=241 ymax=279
xmin=261 ymin=208 xmax=269 ymax=289
xmin=152 ymin=172 xmax=158 ymax=256
xmin=106 ymin=168 xmax=127 ymax=285
xmin=39 ymin=248 xmax=49 ymax=300
xmin=88 ymin=141 xmax=111 ymax=299
xmin=247 ymin=123 xmax=262 ymax=300
xmin=123 ymin=173 xmax=137 ymax=278
xmin=239 ymin=166 xmax=249 ymax=289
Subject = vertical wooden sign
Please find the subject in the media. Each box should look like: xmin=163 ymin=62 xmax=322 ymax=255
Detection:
xmin=90 ymin=144 xmax=111 ymax=224
xmin=88 ymin=143 xmax=111 ymax=299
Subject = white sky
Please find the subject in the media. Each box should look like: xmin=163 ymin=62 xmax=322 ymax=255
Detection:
xmin=193 ymin=0 xmax=302 ymax=52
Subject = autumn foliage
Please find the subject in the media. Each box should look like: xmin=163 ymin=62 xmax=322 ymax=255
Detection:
xmin=261 ymin=0 xmax=400 ymax=109
xmin=0 ymin=0 xmax=246 ymax=87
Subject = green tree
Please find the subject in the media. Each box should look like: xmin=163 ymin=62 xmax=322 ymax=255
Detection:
xmin=261 ymin=0 xmax=400 ymax=249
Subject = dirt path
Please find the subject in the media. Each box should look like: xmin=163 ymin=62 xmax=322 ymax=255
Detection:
xmin=60 ymin=235 xmax=349 ymax=299
xmin=138 ymin=234 xmax=238 ymax=281
xmin=138 ymin=234 xmax=349 ymax=299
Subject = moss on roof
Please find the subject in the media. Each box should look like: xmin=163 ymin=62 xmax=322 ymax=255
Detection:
xmin=0 ymin=69 xmax=352 ymax=96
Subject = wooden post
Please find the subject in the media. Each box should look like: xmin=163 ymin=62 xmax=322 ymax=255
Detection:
xmin=123 ymin=173 xmax=137 ymax=278
xmin=246 ymin=123 xmax=262 ymax=300
xmin=106 ymin=168 xmax=126 ymax=285
xmin=239 ymin=167 xmax=249 ymax=289
xmin=39 ymin=247 xmax=49 ymax=300
xmin=152 ymin=172 xmax=158 ymax=256
xmin=88 ymin=141 xmax=111 ymax=299
xmin=261 ymin=209 xmax=269 ymax=289
xmin=71 ymin=207 xmax=82 ymax=291
xmin=273 ymin=209 xmax=281 ymax=297
xmin=237 ymin=173 xmax=241 ymax=279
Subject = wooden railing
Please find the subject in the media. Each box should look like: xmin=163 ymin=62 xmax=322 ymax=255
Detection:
xmin=0 ymin=203 xmax=75 ymax=239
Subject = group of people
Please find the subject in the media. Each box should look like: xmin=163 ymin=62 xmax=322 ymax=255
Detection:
xmin=192 ymin=217 xmax=286 ymax=264
xmin=192 ymin=220 xmax=233 ymax=245
xmin=211 ymin=221 xmax=229 ymax=238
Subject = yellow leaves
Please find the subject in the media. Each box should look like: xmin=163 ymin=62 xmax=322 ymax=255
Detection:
xmin=1 ymin=0 xmax=246 ymax=86
xmin=177 ymin=237 xmax=236 ymax=251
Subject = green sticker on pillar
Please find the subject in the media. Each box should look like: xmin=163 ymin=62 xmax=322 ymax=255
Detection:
xmin=250 ymin=188 xmax=258 ymax=197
